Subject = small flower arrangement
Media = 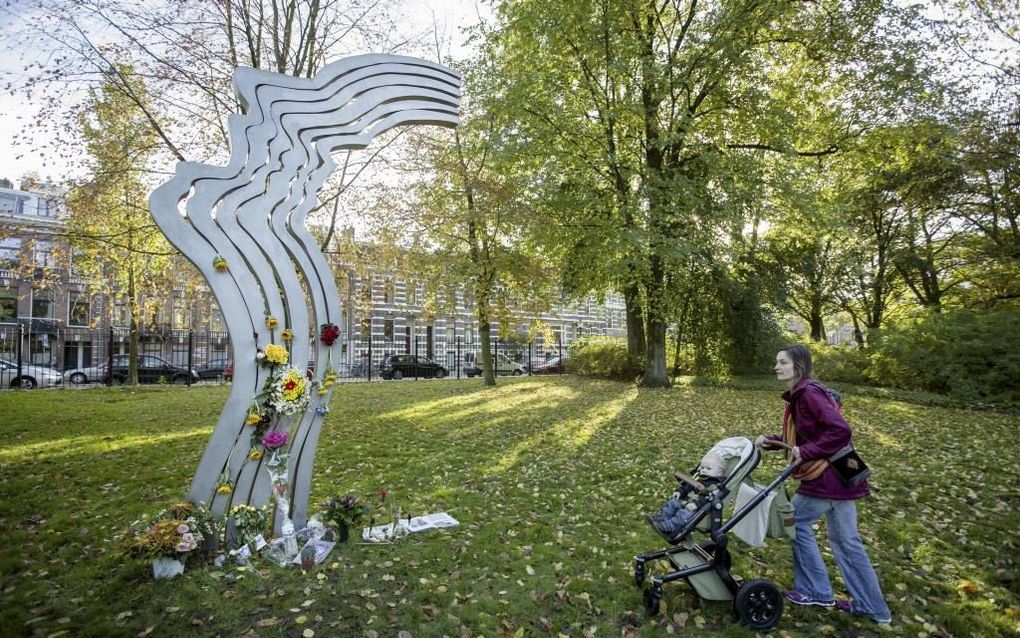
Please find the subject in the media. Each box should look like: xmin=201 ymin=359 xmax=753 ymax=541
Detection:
xmin=213 ymin=255 xmax=228 ymax=271
xmin=126 ymin=501 xmax=215 ymax=561
xmin=280 ymin=328 xmax=294 ymax=342
xmin=320 ymin=323 xmax=340 ymax=346
xmin=267 ymin=367 xmax=310 ymax=415
xmin=262 ymin=344 xmax=289 ymax=366
xmin=229 ymin=503 xmax=270 ymax=546
xmin=321 ymin=490 xmax=388 ymax=530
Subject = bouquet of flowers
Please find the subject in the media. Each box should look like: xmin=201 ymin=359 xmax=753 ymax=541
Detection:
xmin=258 ymin=343 xmax=289 ymax=367
xmin=267 ymin=367 xmax=310 ymax=415
xmin=125 ymin=500 xmax=218 ymax=560
xmin=228 ymin=504 xmax=270 ymax=546
xmin=321 ymin=490 xmax=388 ymax=531
xmin=127 ymin=519 xmax=204 ymax=561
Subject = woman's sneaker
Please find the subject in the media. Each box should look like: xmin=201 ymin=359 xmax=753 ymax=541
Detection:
xmin=784 ymin=590 xmax=835 ymax=607
xmin=836 ymin=599 xmax=892 ymax=624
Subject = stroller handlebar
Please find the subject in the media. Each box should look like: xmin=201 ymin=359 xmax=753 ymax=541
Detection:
xmin=673 ymin=470 xmax=708 ymax=493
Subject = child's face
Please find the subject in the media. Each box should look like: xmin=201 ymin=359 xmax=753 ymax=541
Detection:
xmin=699 ymin=453 xmax=725 ymax=478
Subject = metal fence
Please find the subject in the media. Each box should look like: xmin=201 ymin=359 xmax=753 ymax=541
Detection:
xmin=0 ymin=327 xmax=568 ymax=389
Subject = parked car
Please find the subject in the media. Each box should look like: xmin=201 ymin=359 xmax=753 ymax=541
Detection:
xmin=102 ymin=354 xmax=199 ymax=385
xmin=530 ymin=355 xmax=569 ymax=375
xmin=463 ymin=353 xmax=526 ymax=377
xmin=63 ymin=363 xmax=106 ymax=385
xmin=195 ymin=358 xmax=232 ymax=380
xmin=0 ymin=358 xmax=64 ymax=389
xmin=380 ymin=354 xmax=448 ymax=380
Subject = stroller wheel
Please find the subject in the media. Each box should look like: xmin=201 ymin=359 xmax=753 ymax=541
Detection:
xmin=734 ymin=578 xmax=783 ymax=631
xmin=634 ymin=560 xmax=646 ymax=587
xmin=643 ymin=585 xmax=663 ymax=616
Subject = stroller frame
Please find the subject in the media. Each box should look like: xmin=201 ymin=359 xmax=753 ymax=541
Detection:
xmin=634 ymin=442 xmax=797 ymax=632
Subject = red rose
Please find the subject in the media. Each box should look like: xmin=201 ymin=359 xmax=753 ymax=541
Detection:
xmin=284 ymin=379 xmax=297 ymax=391
xmin=320 ymin=323 xmax=340 ymax=346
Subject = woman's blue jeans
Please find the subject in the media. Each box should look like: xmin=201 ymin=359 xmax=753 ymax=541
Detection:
xmin=791 ymin=493 xmax=891 ymax=621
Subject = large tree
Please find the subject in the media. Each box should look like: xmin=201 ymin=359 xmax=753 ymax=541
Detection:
xmin=483 ymin=0 xmax=918 ymax=386
xmin=64 ymin=69 xmax=175 ymax=385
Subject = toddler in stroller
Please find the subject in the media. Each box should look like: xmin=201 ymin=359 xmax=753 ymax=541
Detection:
xmin=646 ymin=452 xmax=725 ymax=540
xmin=634 ymin=437 xmax=798 ymax=631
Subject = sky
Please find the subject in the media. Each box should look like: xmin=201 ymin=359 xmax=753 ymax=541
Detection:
xmin=0 ymin=0 xmax=490 ymax=186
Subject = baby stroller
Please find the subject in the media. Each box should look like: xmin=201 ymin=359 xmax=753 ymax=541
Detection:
xmin=633 ymin=437 xmax=798 ymax=631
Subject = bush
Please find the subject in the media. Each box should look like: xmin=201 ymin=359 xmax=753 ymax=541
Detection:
xmin=810 ymin=343 xmax=872 ymax=387
xmin=866 ymin=308 xmax=1020 ymax=408
xmin=567 ymin=336 xmax=643 ymax=382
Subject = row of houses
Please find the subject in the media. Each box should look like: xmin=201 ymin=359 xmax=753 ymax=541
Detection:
xmin=0 ymin=183 xmax=627 ymax=374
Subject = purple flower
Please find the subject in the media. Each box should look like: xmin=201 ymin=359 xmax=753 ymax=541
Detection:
xmin=261 ymin=430 xmax=288 ymax=450
xmin=177 ymin=523 xmax=189 ymax=534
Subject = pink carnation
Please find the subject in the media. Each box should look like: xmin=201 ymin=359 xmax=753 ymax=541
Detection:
xmin=261 ymin=430 xmax=288 ymax=450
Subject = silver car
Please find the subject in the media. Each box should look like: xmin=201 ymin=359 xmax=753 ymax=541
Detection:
xmin=0 ymin=358 xmax=64 ymax=389
xmin=63 ymin=363 xmax=106 ymax=385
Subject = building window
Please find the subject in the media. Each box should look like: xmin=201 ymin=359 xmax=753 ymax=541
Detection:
xmin=0 ymin=237 xmax=20 ymax=268
xmin=209 ymin=301 xmax=224 ymax=332
xmin=383 ymin=278 xmax=394 ymax=304
xmin=0 ymin=285 xmax=16 ymax=322
xmin=172 ymin=297 xmax=189 ymax=330
xmin=68 ymin=292 xmax=90 ymax=326
xmin=32 ymin=240 xmax=54 ymax=267
xmin=30 ymin=334 xmax=52 ymax=365
xmin=113 ymin=299 xmax=129 ymax=327
xmin=384 ymin=318 xmax=394 ymax=341
xmin=31 ymin=289 xmax=53 ymax=319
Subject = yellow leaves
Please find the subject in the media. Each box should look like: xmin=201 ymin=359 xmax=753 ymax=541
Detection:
xmin=957 ymin=579 xmax=981 ymax=594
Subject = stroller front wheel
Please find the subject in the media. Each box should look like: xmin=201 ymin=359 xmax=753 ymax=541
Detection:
xmin=643 ymin=585 xmax=663 ymax=616
xmin=633 ymin=560 xmax=646 ymax=587
xmin=734 ymin=578 xmax=783 ymax=631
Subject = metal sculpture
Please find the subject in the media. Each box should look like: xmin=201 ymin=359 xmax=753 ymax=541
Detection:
xmin=149 ymin=54 xmax=461 ymax=532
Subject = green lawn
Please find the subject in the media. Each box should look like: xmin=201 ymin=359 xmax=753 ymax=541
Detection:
xmin=1 ymin=377 xmax=1018 ymax=637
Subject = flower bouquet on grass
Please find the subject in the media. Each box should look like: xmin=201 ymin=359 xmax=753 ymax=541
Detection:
xmin=227 ymin=504 xmax=270 ymax=553
xmin=321 ymin=490 xmax=388 ymax=542
xmin=127 ymin=519 xmax=204 ymax=579
xmin=126 ymin=501 xmax=218 ymax=578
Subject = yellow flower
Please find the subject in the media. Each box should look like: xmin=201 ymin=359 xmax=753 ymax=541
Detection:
xmin=248 ymin=449 xmax=263 ymax=460
xmin=245 ymin=412 xmax=261 ymax=426
xmin=216 ymin=485 xmax=232 ymax=494
xmin=317 ymin=388 xmax=328 ymax=396
xmin=265 ymin=315 xmax=279 ymax=330
xmin=264 ymin=343 xmax=289 ymax=365
xmin=213 ymin=256 xmax=228 ymax=271
xmin=281 ymin=328 xmax=293 ymax=342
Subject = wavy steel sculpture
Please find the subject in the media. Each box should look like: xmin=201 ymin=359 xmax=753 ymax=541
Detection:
xmin=149 ymin=54 xmax=461 ymax=532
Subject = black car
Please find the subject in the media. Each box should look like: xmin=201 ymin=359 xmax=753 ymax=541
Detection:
xmin=195 ymin=358 xmax=232 ymax=380
xmin=380 ymin=354 xmax=447 ymax=380
xmin=103 ymin=354 xmax=199 ymax=385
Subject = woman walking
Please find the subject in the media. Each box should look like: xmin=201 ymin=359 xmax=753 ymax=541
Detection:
xmin=757 ymin=344 xmax=892 ymax=624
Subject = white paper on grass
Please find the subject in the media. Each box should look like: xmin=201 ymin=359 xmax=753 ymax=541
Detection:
xmin=291 ymin=538 xmax=335 ymax=565
xmin=730 ymin=483 xmax=776 ymax=548
xmin=362 ymin=512 xmax=459 ymax=541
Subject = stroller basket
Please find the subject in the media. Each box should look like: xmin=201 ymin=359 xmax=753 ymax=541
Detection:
xmin=633 ymin=436 xmax=798 ymax=632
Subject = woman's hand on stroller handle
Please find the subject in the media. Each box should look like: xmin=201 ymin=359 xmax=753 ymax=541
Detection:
xmin=755 ymin=435 xmax=792 ymax=452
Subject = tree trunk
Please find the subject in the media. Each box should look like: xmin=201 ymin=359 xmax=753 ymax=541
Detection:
xmin=126 ymin=234 xmax=139 ymax=386
xmin=623 ymin=284 xmax=645 ymax=358
xmin=639 ymin=258 xmax=671 ymax=388
xmin=641 ymin=315 xmax=670 ymax=388
xmin=808 ymin=296 xmax=824 ymax=342
xmin=476 ymin=296 xmax=496 ymax=387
